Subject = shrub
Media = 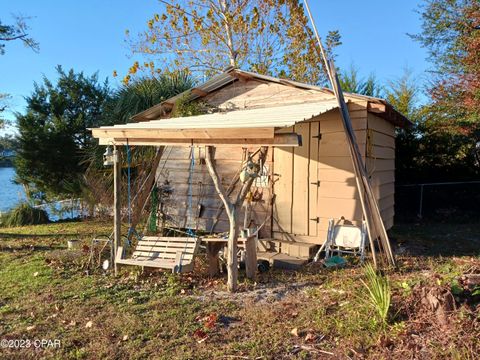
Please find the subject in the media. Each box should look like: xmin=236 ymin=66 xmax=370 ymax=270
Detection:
xmin=0 ymin=203 xmax=49 ymax=227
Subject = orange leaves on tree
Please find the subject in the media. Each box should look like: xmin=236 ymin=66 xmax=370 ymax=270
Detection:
xmin=122 ymin=0 xmax=339 ymax=85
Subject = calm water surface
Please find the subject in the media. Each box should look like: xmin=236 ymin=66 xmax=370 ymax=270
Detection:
xmin=0 ymin=167 xmax=26 ymax=213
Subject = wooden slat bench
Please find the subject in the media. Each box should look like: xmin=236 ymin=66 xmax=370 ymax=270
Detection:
xmin=116 ymin=236 xmax=200 ymax=273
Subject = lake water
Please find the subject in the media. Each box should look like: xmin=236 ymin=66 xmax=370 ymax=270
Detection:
xmin=0 ymin=167 xmax=82 ymax=220
xmin=0 ymin=167 xmax=26 ymax=213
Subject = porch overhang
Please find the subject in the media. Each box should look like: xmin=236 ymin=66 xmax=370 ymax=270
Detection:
xmin=91 ymin=100 xmax=339 ymax=147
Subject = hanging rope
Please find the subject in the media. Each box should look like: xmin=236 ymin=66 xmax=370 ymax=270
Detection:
xmin=125 ymin=141 xmax=142 ymax=245
xmin=175 ymin=146 xmax=197 ymax=273
xmin=186 ymin=146 xmax=195 ymax=237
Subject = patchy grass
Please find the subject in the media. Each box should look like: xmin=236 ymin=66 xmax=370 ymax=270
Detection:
xmin=0 ymin=219 xmax=479 ymax=359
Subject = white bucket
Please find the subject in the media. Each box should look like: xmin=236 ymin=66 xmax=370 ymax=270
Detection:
xmin=67 ymin=239 xmax=79 ymax=249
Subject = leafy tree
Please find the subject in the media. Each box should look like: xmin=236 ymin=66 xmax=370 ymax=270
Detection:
xmin=412 ymin=0 xmax=479 ymax=135
xmin=0 ymin=134 xmax=17 ymax=153
xmin=384 ymin=69 xmax=423 ymax=183
xmin=84 ymin=73 xmax=195 ymax=209
xmin=408 ymin=0 xmax=480 ymax=181
xmin=386 ymin=67 xmax=479 ymax=184
xmin=0 ymin=93 xmax=11 ymax=128
xmin=124 ymin=0 xmax=341 ymax=85
xmin=0 ymin=15 xmax=39 ymax=55
xmin=1 ymin=15 xmax=39 ymax=126
xmin=339 ymin=65 xmax=382 ymax=97
xmin=15 ymin=66 xmax=111 ymax=199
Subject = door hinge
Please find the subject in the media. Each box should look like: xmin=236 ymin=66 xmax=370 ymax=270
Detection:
xmin=312 ymin=133 xmax=322 ymax=140
xmin=310 ymin=181 xmax=320 ymax=187
xmin=309 ymin=217 xmax=320 ymax=223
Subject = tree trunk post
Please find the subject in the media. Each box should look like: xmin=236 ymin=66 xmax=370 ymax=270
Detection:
xmin=226 ymin=205 xmax=239 ymax=292
xmin=205 ymin=146 xmax=268 ymax=292
xmin=113 ymin=145 xmax=121 ymax=276
xmin=205 ymin=146 xmax=239 ymax=291
xmin=245 ymin=235 xmax=257 ymax=281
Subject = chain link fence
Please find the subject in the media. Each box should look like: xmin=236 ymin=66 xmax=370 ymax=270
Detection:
xmin=395 ymin=181 xmax=480 ymax=222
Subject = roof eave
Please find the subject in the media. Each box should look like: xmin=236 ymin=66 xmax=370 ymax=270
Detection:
xmin=130 ymin=67 xmax=412 ymax=128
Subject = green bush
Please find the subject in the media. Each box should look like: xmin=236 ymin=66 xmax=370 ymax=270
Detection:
xmin=0 ymin=203 xmax=49 ymax=227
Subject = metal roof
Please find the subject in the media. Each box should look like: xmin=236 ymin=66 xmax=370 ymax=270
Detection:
xmin=94 ymin=99 xmax=338 ymax=132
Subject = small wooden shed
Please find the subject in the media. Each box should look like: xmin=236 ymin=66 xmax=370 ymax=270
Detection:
xmin=92 ymin=68 xmax=409 ymax=261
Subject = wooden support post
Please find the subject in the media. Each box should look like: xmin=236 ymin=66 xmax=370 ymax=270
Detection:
xmin=245 ymin=236 xmax=257 ymax=280
xmin=113 ymin=145 xmax=121 ymax=276
xmin=206 ymin=242 xmax=223 ymax=277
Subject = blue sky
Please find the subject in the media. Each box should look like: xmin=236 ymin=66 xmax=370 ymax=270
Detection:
xmin=1 ymin=0 xmax=428 ymax=130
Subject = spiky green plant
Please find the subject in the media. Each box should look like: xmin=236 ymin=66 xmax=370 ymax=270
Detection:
xmin=105 ymin=71 xmax=194 ymax=124
xmin=361 ymin=263 xmax=391 ymax=325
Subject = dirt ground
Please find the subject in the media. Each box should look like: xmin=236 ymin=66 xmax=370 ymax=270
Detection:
xmin=0 ymin=220 xmax=479 ymax=359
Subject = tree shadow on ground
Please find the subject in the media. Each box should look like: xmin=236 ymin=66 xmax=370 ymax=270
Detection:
xmin=389 ymin=222 xmax=480 ymax=258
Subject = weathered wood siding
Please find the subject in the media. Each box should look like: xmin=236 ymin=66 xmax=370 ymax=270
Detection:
xmin=366 ymin=113 xmax=396 ymax=230
xmin=203 ymin=79 xmax=332 ymax=110
xmin=156 ymin=146 xmax=273 ymax=236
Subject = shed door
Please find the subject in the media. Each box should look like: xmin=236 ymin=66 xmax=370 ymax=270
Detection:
xmin=273 ymin=121 xmax=320 ymax=237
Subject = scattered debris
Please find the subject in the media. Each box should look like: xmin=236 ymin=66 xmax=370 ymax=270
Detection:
xmin=193 ymin=329 xmax=208 ymax=343
xmin=290 ymin=327 xmax=299 ymax=337
xmin=304 ymin=330 xmax=319 ymax=343
xmin=290 ymin=345 xmax=334 ymax=356
xmin=420 ymin=286 xmax=456 ymax=327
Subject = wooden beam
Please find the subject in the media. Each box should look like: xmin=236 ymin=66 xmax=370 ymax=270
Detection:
xmin=245 ymin=236 xmax=257 ymax=280
xmin=367 ymin=101 xmax=412 ymax=128
xmin=98 ymin=133 xmax=301 ymax=147
xmin=367 ymin=102 xmax=386 ymax=114
xmin=191 ymin=87 xmax=209 ymax=97
xmin=113 ymin=146 xmax=121 ymax=275
xmin=230 ymin=71 xmax=253 ymax=83
xmin=92 ymin=127 xmax=274 ymax=140
xmin=206 ymin=242 xmax=223 ymax=277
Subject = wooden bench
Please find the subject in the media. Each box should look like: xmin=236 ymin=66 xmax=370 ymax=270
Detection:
xmin=116 ymin=236 xmax=200 ymax=273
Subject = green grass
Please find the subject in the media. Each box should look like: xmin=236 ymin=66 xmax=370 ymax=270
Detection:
xmin=0 ymin=219 xmax=479 ymax=359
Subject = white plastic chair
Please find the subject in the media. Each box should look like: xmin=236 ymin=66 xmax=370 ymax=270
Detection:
xmin=324 ymin=219 xmax=367 ymax=263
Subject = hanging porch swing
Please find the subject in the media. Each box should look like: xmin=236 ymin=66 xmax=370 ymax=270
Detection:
xmin=112 ymin=143 xmax=201 ymax=273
